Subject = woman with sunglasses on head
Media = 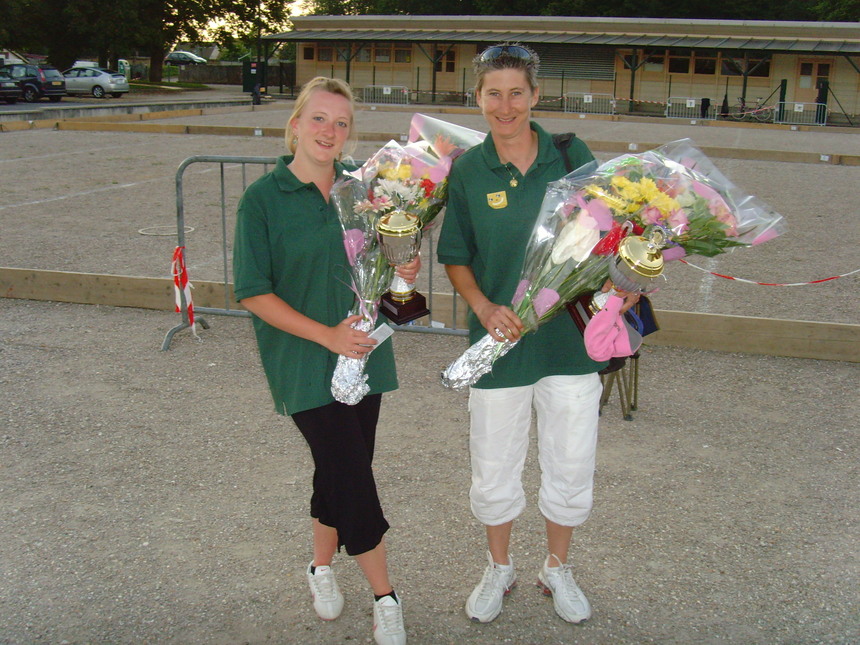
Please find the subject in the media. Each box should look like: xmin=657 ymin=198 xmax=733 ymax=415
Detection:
xmin=438 ymin=44 xmax=630 ymax=626
xmin=233 ymin=76 xmax=415 ymax=645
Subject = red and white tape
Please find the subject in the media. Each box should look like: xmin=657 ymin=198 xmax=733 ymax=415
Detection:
xmin=679 ymin=259 xmax=860 ymax=286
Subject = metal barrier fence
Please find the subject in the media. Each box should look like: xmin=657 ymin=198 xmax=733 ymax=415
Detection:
xmin=162 ymin=155 xmax=466 ymax=350
xmin=665 ymin=97 xmax=715 ymax=120
xmin=774 ymin=101 xmax=828 ymax=126
xmin=563 ymin=92 xmax=616 ymax=115
xmin=362 ymin=85 xmax=410 ymax=105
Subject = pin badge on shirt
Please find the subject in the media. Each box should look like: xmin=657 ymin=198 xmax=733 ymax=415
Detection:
xmin=487 ymin=191 xmax=508 ymax=209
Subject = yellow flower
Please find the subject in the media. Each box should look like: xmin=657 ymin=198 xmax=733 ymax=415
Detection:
xmin=378 ymin=163 xmax=414 ymax=181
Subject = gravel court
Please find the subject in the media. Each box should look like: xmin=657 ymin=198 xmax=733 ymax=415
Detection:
xmin=1 ymin=106 xmax=858 ymax=323
xmin=1 ymin=94 xmax=858 ymax=643
xmin=0 ymin=299 xmax=857 ymax=644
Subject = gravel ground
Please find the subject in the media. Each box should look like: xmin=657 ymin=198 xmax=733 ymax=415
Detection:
xmin=1 ymin=300 xmax=857 ymax=644
xmin=1 ymin=88 xmax=858 ymax=644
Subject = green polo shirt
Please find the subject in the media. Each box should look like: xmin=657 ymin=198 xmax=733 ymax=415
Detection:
xmin=233 ymin=155 xmax=397 ymax=415
xmin=437 ymin=122 xmax=606 ymax=388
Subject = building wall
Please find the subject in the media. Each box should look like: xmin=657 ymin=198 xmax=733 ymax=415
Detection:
xmin=293 ymin=41 xmax=859 ymax=117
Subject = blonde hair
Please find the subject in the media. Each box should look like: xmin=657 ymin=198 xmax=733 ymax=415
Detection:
xmin=286 ymin=76 xmax=357 ymax=157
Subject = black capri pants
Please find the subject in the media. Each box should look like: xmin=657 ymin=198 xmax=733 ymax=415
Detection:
xmin=291 ymin=393 xmax=389 ymax=556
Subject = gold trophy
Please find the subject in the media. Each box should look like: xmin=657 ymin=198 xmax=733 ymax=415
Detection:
xmin=569 ymin=229 xmax=665 ymax=333
xmin=375 ymin=209 xmax=430 ymax=324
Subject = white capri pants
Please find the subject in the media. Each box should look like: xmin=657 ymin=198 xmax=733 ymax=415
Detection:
xmin=468 ymin=373 xmax=602 ymax=527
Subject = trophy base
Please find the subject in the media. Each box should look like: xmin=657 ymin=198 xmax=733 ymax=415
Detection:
xmin=379 ymin=291 xmax=430 ymax=325
xmin=567 ymin=292 xmax=596 ymax=335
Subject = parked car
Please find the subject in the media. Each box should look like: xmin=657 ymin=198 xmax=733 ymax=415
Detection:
xmin=2 ymin=63 xmax=66 ymax=102
xmin=63 ymin=67 xmax=130 ymax=98
xmin=0 ymin=68 xmax=23 ymax=104
xmin=164 ymin=51 xmax=207 ymax=65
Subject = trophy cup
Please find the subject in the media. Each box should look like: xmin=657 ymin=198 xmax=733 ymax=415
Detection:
xmin=568 ymin=228 xmax=666 ymax=333
xmin=375 ymin=209 xmax=431 ymax=324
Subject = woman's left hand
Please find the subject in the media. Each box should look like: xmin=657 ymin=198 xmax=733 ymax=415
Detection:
xmin=395 ymin=254 xmax=421 ymax=284
xmin=602 ymin=279 xmax=640 ymax=314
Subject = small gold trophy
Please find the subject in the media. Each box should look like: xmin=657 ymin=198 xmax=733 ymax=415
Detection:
xmin=375 ymin=209 xmax=431 ymax=324
xmin=591 ymin=229 xmax=665 ymax=312
xmin=568 ymin=229 xmax=665 ymax=333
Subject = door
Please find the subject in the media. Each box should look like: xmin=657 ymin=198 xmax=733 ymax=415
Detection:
xmin=796 ymin=60 xmax=831 ymax=103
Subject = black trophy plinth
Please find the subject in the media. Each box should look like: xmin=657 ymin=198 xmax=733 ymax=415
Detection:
xmin=379 ymin=291 xmax=430 ymax=324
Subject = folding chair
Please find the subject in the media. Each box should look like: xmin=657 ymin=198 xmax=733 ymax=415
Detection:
xmin=599 ymin=353 xmax=640 ymax=421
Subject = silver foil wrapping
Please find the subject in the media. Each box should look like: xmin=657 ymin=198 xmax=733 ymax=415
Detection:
xmin=331 ymin=317 xmax=374 ymax=405
xmin=440 ymin=333 xmax=519 ymax=390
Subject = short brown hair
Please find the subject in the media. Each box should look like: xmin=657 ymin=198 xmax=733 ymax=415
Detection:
xmin=473 ymin=43 xmax=540 ymax=94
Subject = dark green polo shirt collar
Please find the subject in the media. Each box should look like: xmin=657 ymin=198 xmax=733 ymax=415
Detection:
xmin=271 ymin=155 xmax=351 ymax=194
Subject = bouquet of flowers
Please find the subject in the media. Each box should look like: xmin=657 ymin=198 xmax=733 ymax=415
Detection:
xmin=441 ymin=138 xmax=786 ymax=389
xmin=330 ymin=115 xmax=485 ymax=404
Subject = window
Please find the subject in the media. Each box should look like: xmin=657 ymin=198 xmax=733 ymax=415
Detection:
xmin=374 ymin=45 xmax=391 ymax=63
xmin=721 ymin=55 xmax=770 ymax=78
xmin=355 ymin=47 xmax=371 ymax=63
xmin=694 ymin=52 xmax=717 ymax=75
xmin=394 ymin=48 xmax=411 ymax=64
xmin=303 ymin=47 xmax=314 ymax=61
xmin=643 ymin=49 xmax=664 ymax=72
xmin=317 ymin=47 xmax=332 ymax=62
xmin=435 ymin=49 xmax=455 ymax=73
xmin=668 ymin=50 xmax=690 ymax=74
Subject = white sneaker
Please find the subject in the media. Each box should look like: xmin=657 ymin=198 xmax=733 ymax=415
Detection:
xmin=373 ymin=591 xmax=406 ymax=645
xmin=465 ymin=551 xmax=517 ymax=623
xmin=537 ymin=554 xmax=591 ymax=623
xmin=306 ymin=561 xmax=344 ymax=620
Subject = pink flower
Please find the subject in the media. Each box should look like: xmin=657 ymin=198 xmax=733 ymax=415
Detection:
xmin=512 ymin=279 xmax=530 ymax=307
xmin=666 ymin=208 xmax=689 ymax=233
xmin=533 ymin=288 xmax=560 ymax=318
xmin=661 ymin=245 xmax=687 ymax=262
xmin=343 ymin=228 xmax=365 ymax=266
xmin=577 ymin=194 xmax=613 ymax=230
xmin=641 ymin=205 xmax=663 ymax=225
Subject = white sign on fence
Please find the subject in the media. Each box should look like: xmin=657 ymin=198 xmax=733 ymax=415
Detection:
xmin=795 ymin=103 xmax=805 ymax=112
xmin=383 ymin=86 xmax=392 ymax=95
xmin=686 ymin=99 xmax=696 ymax=108
xmin=584 ymin=94 xmax=593 ymax=103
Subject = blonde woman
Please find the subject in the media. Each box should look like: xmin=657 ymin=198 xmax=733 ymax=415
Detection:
xmin=233 ymin=77 xmax=416 ymax=645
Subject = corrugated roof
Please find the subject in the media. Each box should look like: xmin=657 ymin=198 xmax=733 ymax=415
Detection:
xmin=265 ymin=29 xmax=860 ymax=54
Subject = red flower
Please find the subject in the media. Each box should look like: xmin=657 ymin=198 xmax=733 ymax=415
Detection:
xmin=420 ymin=177 xmax=435 ymax=198
xmin=591 ymin=222 xmax=627 ymax=256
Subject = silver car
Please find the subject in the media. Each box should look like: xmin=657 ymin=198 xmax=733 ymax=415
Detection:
xmin=63 ymin=67 xmax=130 ymax=98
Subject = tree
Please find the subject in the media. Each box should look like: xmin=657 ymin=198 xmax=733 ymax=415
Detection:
xmin=814 ymin=0 xmax=860 ymax=20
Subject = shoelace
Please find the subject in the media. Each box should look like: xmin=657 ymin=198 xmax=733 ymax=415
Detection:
xmin=311 ymin=570 xmax=338 ymax=601
xmin=476 ymin=564 xmax=511 ymax=603
xmin=377 ymin=598 xmax=404 ymax=633
xmin=548 ymin=562 xmax=583 ymax=604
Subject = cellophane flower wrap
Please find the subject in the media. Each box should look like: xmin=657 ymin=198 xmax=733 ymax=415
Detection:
xmin=329 ymin=169 xmax=397 ymax=405
xmin=441 ymin=138 xmax=786 ymax=390
xmin=329 ymin=118 xmax=484 ymax=404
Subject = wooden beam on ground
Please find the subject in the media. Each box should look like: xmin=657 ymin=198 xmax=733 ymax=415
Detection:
xmin=1 ymin=268 xmax=856 ymax=362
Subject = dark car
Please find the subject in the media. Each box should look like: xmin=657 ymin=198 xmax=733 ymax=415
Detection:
xmin=0 ymin=68 xmax=23 ymax=104
xmin=164 ymin=51 xmax=207 ymax=65
xmin=3 ymin=63 xmax=66 ymax=103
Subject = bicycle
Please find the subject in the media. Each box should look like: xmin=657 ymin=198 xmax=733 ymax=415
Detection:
xmin=729 ymin=96 xmax=774 ymax=123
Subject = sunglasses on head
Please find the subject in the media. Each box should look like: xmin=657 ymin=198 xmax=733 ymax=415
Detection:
xmin=479 ymin=45 xmax=533 ymax=63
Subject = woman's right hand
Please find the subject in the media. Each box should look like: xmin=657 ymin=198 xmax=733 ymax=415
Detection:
xmin=325 ymin=314 xmax=376 ymax=357
xmin=476 ymin=302 xmax=524 ymax=342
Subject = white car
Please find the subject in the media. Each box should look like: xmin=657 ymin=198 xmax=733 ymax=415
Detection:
xmin=63 ymin=67 xmax=130 ymax=98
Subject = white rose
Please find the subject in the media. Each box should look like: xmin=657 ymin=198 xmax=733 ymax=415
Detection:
xmin=550 ymin=214 xmax=600 ymax=264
